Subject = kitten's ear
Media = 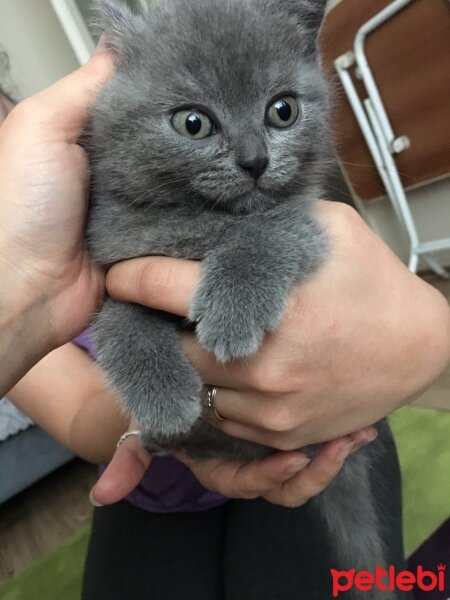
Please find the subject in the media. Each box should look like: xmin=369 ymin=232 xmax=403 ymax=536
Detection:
xmin=96 ymin=0 xmax=146 ymax=56
xmin=264 ymin=0 xmax=328 ymax=55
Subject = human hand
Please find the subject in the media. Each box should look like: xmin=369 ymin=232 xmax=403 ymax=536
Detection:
xmin=92 ymin=201 xmax=449 ymax=507
xmin=90 ymin=419 xmax=376 ymax=508
xmin=0 ymin=49 xmax=114 ymax=354
xmin=106 ymin=201 xmax=450 ymax=452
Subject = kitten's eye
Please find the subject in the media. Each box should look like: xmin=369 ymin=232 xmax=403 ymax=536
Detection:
xmin=266 ymin=96 xmax=299 ymax=129
xmin=171 ymin=110 xmax=215 ymax=139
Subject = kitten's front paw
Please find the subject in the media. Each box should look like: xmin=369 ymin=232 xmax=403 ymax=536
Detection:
xmin=189 ymin=275 xmax=284 ymax=362
xmin=195 ymin=308 xmax=264 ymax=362
xmin=117 ymin=361 xmax=202 ymax=442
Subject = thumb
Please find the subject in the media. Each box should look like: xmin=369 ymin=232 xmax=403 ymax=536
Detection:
xmin=90 ymin=431 xmax=151 ymax=506
xmin=107 ymin=256 xmax=200 ymax=318
xmin=24 ymin=50 xmax=115 ymax=143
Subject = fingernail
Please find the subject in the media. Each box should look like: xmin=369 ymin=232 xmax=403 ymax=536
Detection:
xmin=366 ymin=429 xmax=378 ymax=443
xmin=286 ymin=455 xmax=311 ymax=474
xmin=351 ymin=428 xmax=378 ymax=448
xmin=334 ymin=439 xmax=354 ymax=463
xmin=89 ymin=487 xmax=104 ymax=507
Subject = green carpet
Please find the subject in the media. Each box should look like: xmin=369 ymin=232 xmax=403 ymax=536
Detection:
xmin=0 ymin=527 xmax=90 ymax=600
xmin=389 ymin=406 xmax=450 ymax=556
xmin=1 ymin=406 xmax=449 ymax=598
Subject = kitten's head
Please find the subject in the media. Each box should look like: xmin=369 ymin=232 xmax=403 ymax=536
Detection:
xmin=93 ymin=0 xmax=330 ymax=213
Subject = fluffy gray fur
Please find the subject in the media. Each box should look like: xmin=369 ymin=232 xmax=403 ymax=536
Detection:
xmin=86 ymin=0 xmax=397 ymax=594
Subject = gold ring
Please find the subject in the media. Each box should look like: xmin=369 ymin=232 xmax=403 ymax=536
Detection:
xmin=203 ymin=385 xmax=226 ymax=421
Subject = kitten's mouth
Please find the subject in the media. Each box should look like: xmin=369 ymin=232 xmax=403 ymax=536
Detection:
xmin=225 ymin=184 xmax=276 ymax=214
xmin=194 ymin=179 xmax=275 ymax=214
xmin=253 ymin=181 xmax=273 ymax=196
xmin=234 ymin=183 xmax=262 ymax=199
xmin=241 ymin=179 xmax=265 ymax=193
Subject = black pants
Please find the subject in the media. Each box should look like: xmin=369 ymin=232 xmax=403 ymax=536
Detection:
xmin=82 ymin=428 xmax=408 ymax=600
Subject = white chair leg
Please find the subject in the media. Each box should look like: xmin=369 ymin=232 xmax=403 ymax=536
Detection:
xmin=408 ymin=252 xmax=419 ymax=273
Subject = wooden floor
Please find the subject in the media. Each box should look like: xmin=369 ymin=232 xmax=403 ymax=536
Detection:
xmin=0 ymin=459 xmax=96 ymax=584
xmin=0 ymin=274 xmax=448 ymax=586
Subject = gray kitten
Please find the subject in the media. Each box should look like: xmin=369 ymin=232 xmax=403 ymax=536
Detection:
xmin=87 ymin=0 xmax=396 ymax=596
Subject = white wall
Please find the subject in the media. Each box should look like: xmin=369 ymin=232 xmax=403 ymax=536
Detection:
xmin=0 ymin=0 xmax=79 ymax=98
xmin=358 ymin=179 xmax=450 ymax=269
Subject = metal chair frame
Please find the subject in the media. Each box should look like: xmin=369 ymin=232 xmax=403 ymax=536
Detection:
xmin=334 ymin=0 xmax=450 ymax=277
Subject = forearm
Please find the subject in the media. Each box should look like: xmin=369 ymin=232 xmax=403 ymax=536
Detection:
xmin=7 ymin=342 xmax=129 ymax=464
xmin=0 ymin=263 xmax=54 ymax=397
xmin=70 ymin=386 xmax=129 ymax=464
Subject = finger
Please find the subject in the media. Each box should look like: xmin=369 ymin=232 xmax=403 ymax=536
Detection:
xmin=181 ymin=333 xmax=265 ymax=391
xmin=263 ymin=437 xmax=354 ymax=508
xmin=204 ymin=417 xmax=303 ymax=451
xmin=106 ymin=258 xmax=282 ymax=392
xmin=199 ymin=388 xmax=302 ymax=449
xmin=349 ymin=426 xmax=378 ymax=451
xmin=174 ymin=451 xmax=311 ymax=499
xmin=200 ymin=385 xmax=280 ymax=429
xmin=201 ymin=382 xmax=379 ymax=452
xmin=200 ymin=418 xmax=379 ymax=455
xmin=90 ymin=434 xmax=151 ymax=506
xmin=23 ymin=51 xmax=114 ymax=142
xmin=106 ymin=257 xmax=201 ymax=317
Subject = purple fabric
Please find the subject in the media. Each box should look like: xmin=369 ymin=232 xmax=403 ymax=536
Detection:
xmin=74 ymin=331 xmax=227 ymax=513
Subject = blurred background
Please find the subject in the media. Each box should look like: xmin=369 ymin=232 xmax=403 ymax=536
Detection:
xmin=0 ymin=1 xmax=449 ymax=598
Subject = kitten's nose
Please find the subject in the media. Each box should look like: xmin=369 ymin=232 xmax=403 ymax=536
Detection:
xmin=236 ymin=137 xmax=269 ymax=180
xmin=238 ymin=155 xmax=269 ymax=180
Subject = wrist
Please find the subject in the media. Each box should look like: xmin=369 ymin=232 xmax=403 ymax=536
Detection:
xmin=427 ymin=286 xmax=450 ymax=372
xmin=70 ymin=390 xmax=130 ymax=464
xmin=402 ymin=283 xmax=450 ymax=404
